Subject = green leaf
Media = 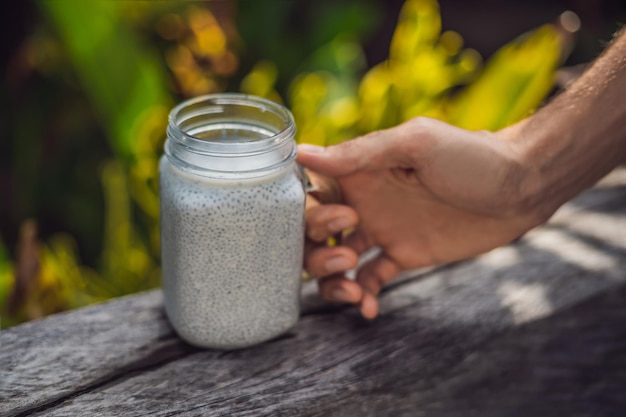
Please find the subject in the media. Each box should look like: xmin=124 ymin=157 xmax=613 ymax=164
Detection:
xmin=40 ymin=0 xmax=171 ymax=159
xmin=448 ymin=24 xmax=562 ymax=131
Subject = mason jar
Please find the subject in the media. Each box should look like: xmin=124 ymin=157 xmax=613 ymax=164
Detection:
xmin=160 ymin=94 xmax=306 ymax=349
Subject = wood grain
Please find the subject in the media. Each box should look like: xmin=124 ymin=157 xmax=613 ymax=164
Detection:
xmin=0 ymin=291 xmax=190 ymax=416
xmin=1 ymin=168 xmax=626 ymax=417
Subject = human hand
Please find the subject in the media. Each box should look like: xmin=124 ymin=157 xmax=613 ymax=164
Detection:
xmin=298 ymin=117 xmax=548 ymax=319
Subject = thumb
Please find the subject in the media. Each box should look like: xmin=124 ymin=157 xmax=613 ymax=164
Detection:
xmin=296 ymin=122 xmax=425 ymax=178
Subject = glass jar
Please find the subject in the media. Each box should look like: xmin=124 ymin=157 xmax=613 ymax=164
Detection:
xmin=160 ymin=93 xmax=306 ymax=350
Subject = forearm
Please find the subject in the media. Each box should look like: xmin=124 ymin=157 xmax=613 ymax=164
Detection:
xmin=509 ymin=29 xmax=626 ymax=220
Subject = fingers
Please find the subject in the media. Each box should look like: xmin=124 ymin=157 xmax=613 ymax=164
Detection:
xmin=314 ymin=252 xmax=401 ymax=320
xmin=306 ymin=203 xmax=358 ymax=242
xmin=306 ymin=170 xmax=342 ymax=204
xmin=317 ymin=275 xmax=363 ymax=305
xmin=305 ymin=246 xmax=359 ymax=277
xmin=304 ymin=202 xmax=399 ymax=319
xmin=356 ymin=255 xmax=401 ymax=297
xmin=358 ymin=291 xmax=379 ymax=320
xmin=304 ymin=195 xmax=360 ymax=277
xmin=341 ymin=229 xmax=375 ymax=256
xmin=355 ymin=255 xmax=401 ymax=319
xmin=296 ymin=119 xmax=434 ymax=178
xmin=296 ymin=133 xmax=391 ymax=178
xmin=316 ymin=272 xmax=380 ymax=320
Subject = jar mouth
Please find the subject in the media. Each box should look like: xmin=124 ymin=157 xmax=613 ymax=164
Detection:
xmin=165 ymin=93 xmax=297 ymax=177
xmin=167 ymin=93 xmax=295 ymax=155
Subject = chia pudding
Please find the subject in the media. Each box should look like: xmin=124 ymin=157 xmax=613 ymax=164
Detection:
xmin=160 ymin=94 xmax=305 ymax=349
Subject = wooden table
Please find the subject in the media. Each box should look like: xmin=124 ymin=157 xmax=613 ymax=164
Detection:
xmin=2 ymin=168 xmax=626 ymax=417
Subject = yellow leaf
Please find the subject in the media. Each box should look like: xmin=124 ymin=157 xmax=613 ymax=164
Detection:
xmin=448 ymin=24 xmax=562 ymax=130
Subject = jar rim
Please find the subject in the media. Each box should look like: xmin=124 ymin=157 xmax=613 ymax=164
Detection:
xmin=167 ymin=93 xmax=295 ymax=154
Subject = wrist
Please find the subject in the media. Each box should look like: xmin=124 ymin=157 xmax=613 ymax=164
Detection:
xmin=496 ymin=120 xmax=559 ymax=227
xmin=499 ymin=31 xmax=626 ymax=225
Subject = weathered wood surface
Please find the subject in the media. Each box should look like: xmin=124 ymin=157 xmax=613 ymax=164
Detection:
xmin=1 ymin=168 xmax=626 ymax=417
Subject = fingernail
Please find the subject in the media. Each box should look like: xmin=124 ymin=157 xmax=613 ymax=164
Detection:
xmin=298 ymin=144 xmax=325 ymax=154
xmin=325 ymin=256 xmax=353 ymax=273
xmin=328 ymin=217 xmax=353 ymax=233
xmin=359 ymin=292 xmax=379 ymax=319
xmin=330 ymin=288 xmax=351 ymax=302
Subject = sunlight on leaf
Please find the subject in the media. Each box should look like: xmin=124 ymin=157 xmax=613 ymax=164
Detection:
xmin=448 ymin=25 xmax=563 ymax=130
xmin=0 ymin=0 xmax=573 ymax=326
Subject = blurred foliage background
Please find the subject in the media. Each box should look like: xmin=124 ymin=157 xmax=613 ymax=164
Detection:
xmin=1 ymin=0 xmax=624 ymax=326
